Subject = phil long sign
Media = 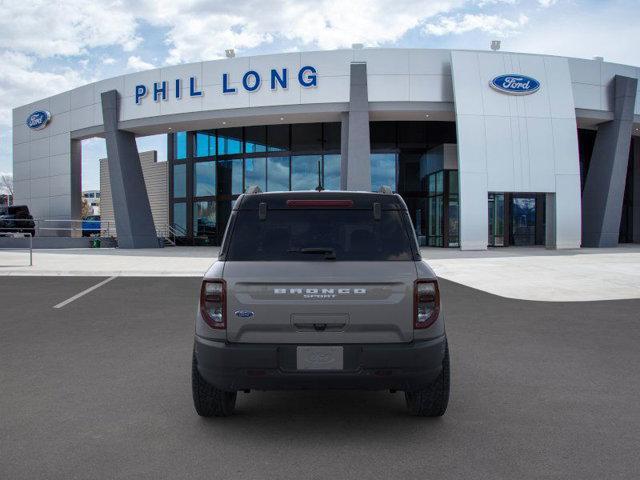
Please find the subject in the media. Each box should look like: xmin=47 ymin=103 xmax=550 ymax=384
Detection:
xmin=135 ymin=66 xmax=318 ymax=105
xmin=490 ymin=74 xmax=540 ymax=95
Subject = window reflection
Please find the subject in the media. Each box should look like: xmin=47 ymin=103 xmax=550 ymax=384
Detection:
xmin=194 ymin=161 xmax=215 ymax=197
xmin=371 ymin=153 xmax=397 ymax=192
xmin=292 ymin=155 xmax=321 ymax=190
xmin=245 ymin=157 xmax=266 ymax=192
xmin=170 ymin=124 xmax=342 ymax=241
xmin=267 ymin=156 xmax=289 ymax=191
xmin=218 ymin=159 xmax=243 ymax=195
xmin=174 ymin=132 xmax=187 ymax=160
xmin=217 ymin=128 xmax=243 ymax=155
xmin=173 ymin=164 xmax=186 ymax=197
xmin=173 ymin=202 xmax=187 ymax=234
xmin=194 ymin=201 xmax=216 ymax=238
xmin=323 ymin=154 xmax=341 ymax=190
xmin=195 ymin=131 xmax=215 ymax=157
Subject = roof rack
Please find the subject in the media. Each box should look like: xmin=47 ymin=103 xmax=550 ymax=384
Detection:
xmin=377 ymin=185 xmax=393 ymax=194
xmin=245 ymin=185 xmax=263 ymax=194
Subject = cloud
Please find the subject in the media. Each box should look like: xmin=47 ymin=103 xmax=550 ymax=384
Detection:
xmin=424 ymin=13 xmax=529 ymax=36
xmin=0 ymin=0 xmax=141 ymax=57
xmin=538 ymin=0 xmax=558 ymax=6
xmin=507 ymin=8 xmax=640 ymax=66
xmin=0 ymin=51 xmax=86 ymax=125
xmin=102 ymin=57 xmax=116 ymax=65
xmin=126 ymin=55 xmax=156 ymax=72
xmin=136 ymin=0 xmax=466 ymax=64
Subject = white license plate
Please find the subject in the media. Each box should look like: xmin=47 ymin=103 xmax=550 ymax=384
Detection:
xmin=296 ymin=346 xmax=344 ymax=371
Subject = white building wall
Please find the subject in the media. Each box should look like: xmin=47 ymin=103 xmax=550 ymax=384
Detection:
xmin=451 ymin=50 xmax=582 ymax=249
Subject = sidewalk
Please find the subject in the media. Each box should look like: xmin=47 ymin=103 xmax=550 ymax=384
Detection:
xmin=0 ymin=247 xmax=219 ymax=277
xmin=1 ymin=245 xmax=640 ymax=301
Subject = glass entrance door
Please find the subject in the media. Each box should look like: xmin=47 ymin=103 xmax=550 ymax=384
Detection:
xmin=488 ymin=193 xmax=505 ymax=246
xmin=510 ymin=196 xmax=537 ymax=246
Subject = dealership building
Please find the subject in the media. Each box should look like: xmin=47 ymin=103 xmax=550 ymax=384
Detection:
xmin=11 ymin=48 xmax=640 ymax=249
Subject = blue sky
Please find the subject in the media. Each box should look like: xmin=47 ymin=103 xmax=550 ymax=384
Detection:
xmin=1 ymin=0 xmax=638 ymax=191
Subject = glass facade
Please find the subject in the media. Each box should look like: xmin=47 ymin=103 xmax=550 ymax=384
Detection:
xmin=369 ymin=122 xmax=459 ymax=247
xmin=168 ymin=120 xmax=462 ymax=247
xmin=169 ymin=123 xmax=341 ymax=245
xmin=173 ymin=163 xmax=186 ymax=198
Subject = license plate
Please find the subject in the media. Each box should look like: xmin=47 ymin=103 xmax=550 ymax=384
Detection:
xmin=296 ymin=346 xmax=344 ymax=371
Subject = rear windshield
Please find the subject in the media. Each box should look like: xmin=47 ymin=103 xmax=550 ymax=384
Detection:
xmin=225 ymin=209 xmax=416 ymax=261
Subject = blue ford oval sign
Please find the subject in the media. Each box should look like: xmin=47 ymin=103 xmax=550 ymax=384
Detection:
xmin=490 ymin=74 xmax=540 ymax=95
xmin=26 ymin=110 xmax=51 ymax=130
xmin=234 ymin=310 xmax=254 ymax=318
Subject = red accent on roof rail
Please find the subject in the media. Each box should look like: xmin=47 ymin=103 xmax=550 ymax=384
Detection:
xmin=286 ymin=199 xmax=354 ymax=208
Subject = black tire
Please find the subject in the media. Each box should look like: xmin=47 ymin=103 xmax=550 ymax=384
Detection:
xmin=405 ymin=342 xmax=450 ymax=417
xmin=191 ymin=353 xmax=237 ymax=417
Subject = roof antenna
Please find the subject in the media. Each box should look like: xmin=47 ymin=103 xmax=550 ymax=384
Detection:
xmin=315 ymin=159 xmax=324 ymax=191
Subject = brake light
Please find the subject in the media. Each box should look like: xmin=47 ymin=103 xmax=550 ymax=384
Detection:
xmin=286 ymin=199 xmax=354 ymax=207
xmin=200 ymin=280 xmax=226 ymax=329
xmin=414 ymin=280 xmax=440 ymax=329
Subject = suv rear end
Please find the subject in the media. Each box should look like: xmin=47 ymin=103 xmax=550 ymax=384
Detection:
xmin=192 ymin=190 xmax=449 ymax=417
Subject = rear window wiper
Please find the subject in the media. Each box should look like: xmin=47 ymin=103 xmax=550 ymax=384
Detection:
xmin=287 ymin=247 xmax=337 ymax=260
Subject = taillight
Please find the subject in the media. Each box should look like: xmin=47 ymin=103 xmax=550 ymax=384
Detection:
xmin=414 ymin=280 xmax=440 ymax=329
xmin=200 ymin=280 xmax=226 ymax=329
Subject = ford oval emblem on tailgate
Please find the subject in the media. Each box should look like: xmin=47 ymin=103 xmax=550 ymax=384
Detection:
xmin=235 ymin=310 xmax=254 ymax=318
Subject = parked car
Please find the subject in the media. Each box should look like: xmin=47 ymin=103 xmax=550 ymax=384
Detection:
xmin=192 ymin=189 xmax=449 ymax=417
xmin=0 ymin=205 xmax=35 ymax=237
xmin=82 ymin=215 xmax=101 ymax=237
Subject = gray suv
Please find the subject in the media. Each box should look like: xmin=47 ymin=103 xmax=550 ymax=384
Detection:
xmin=192 ymin=189 xmax=449 ymax=417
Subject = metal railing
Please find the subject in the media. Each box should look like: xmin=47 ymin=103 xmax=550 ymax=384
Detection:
xmin=1 ymin=219 xmax=190 ymax=249
xmin=0 ymin=232 xmax=33 ymax=266
xmin=156 ymin=223 xmax=189 ymax=246
xmin=0 ymin=218 xmax=115 ymax=237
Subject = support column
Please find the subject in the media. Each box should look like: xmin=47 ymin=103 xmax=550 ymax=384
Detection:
xmin=633 ymin=139 xmax=640 ymax=243
xmin=582 ymin=75 xmax=638 ymax=247
xmin=545 ymin=193 xmax=557 ymax=249
xmin=101 ymin=90 xmax=159 ymax=248
xmin=69 ymin=139 xmax=82 ymax=237
xmin=340 ymin=112 xmax=349 ymax=190
xmin=344 ymin=63 xmax=371 ymax=191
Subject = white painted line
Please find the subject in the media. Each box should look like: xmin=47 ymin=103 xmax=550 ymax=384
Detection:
xmin=53 ymin=276 xmax=118 ymax=309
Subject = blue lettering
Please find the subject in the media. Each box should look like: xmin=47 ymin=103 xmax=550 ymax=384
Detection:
xmin=270 ymin=68 xmax=287 ymax=90
xmin=153 ymin=81 xmax=167 ymax=101
xmin=222 ymin=73 xmax=236 ymax=93
xmin=175 ymin=79 xmax=181 ymax=99
xmin=242 ymin=70 xmax=261 ymax=92
xmin=135 ymin=85 xmax=147 ymax=104
xmin=298 ymin=66 xmax=317 ymax=87
xmin=189 ymin=76 xmax=202 ymax=97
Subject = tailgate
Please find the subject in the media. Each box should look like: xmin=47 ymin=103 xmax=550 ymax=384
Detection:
xmin=224 ymin=261 xmax=417 ymax=344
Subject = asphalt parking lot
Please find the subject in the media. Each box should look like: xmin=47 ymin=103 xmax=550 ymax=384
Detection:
xmin=1 ymin=277 xmax=640 ymax=479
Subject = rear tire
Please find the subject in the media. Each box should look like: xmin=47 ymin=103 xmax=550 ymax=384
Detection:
xmin=405 ymin=342 xmax=450 ymax=417
xmin=192 ymin=353 xmax=237 ymax=417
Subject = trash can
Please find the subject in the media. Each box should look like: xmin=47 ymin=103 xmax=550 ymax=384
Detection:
xmin=91 ymin=238 xmax=101 ymax=248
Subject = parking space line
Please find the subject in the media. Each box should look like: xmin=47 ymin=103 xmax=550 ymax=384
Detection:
xmin=53 ymin=276 xmax=118 ymax=309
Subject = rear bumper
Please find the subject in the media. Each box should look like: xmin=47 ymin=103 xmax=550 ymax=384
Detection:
xmin=193 ymin=335 xmax=447 ymax=391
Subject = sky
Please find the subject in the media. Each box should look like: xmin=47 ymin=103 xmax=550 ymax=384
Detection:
xmin=1 ymin=0 xmax=639 ymax=191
